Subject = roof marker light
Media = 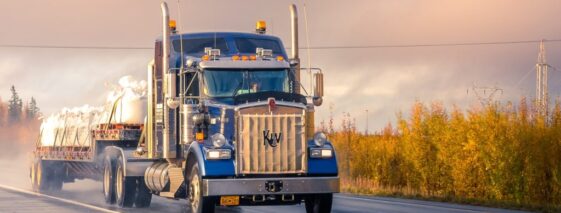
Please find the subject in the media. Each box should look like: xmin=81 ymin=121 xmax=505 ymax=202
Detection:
xmin=256 ymin=21 xmax=266 ymax=34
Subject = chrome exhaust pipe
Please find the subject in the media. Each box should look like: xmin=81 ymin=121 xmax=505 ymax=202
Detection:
xmin=290 ymin=4 xmax=300 ymax=94
xmin=161 ymin=2 xmax=176 ymax=159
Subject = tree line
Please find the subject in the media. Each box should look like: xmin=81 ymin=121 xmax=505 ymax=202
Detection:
xmin=326 ymin=99 xmax=561 ymax=211
xmin=0 ymin=85 xmax=40 ymax=126
xmin=0 ymin=85 xmax=41 ymax=158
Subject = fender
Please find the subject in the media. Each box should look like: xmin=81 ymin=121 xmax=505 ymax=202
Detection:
xmin=185 ymin=142 xmax=207 ymax=177
xmin=104 ymin=146 xmax=155 ymax=177
xmin=184 ymin=142 xmax=236 ymax=177
xmin=307 ymin=142 xmax=339 ymax=175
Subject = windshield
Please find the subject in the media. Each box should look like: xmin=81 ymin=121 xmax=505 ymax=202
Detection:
xmin=203 ymin=69 xmax=290 ymax=97
xmin=235 ymin=38 xmax=283 ymax=55
xmin=172 ymin=38 xmax=229 ymax=55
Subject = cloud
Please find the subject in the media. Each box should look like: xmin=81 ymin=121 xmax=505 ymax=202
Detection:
xmin=1 ymin=0 xmax=561 ymax=132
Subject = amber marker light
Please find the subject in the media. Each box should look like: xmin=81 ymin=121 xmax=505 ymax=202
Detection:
xmin=202 ymin=55 xmax=210 ymax=61
xmin=276 ymin=56 xmax=284 ymax=61
xmin=249 ymin=55 xmax=257 ymax=61
xmin=241 ymin=55 xmax=249 ymax=61
xmin=169 ymin=19 xmax=177 ymax=31
xmin=232 ymin=55 xmax=240 ymax=61
xmin=196 ymin=132 xmax=204 ymax=142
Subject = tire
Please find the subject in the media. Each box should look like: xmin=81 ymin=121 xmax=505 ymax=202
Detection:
xmin=134 ymin=177 xmax=152 ymax=208
xmin=48 ymin=162 xmax=63 ymax=192
xmin=30 ymin=158 xmax=38 ymax=192
xmin=305 ymin=193 xmax=333 ymax=213
xmin=35 ymin=159 xmax=51 ymax=193
xmin=103 ymin=155 xmax=116 ymax=204
xmin=187 ymin=164 xmax=214 ymax=213
xmin=115 ymin=155 xmax=136 ymax=208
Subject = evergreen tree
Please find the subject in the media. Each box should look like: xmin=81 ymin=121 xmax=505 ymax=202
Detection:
xmin=8 ymin=85 xmax=22 ymax=124
xmin=0 ymin=97 xmax=5 ymax=126
xmin=25 ymin=97 xmax=40 ymax=120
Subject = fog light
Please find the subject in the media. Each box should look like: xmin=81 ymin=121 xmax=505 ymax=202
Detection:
xmin=210 ymin=133 xmax=227 ymax=148
xmin=313 ymin=132 xmax=327 ymax=147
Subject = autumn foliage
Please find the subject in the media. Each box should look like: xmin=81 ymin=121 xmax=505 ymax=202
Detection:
xmin=329 ymin=99 xmax=561 ymax=210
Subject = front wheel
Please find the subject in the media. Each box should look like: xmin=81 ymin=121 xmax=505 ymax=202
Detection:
xmin=187 ymin=163 xmax=215 ymax=213
xmin=305 ymin=193 xmax=333 ymax=213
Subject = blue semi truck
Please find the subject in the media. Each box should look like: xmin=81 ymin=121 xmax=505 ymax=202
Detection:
xmin=30 ymin=2 xmax=338 ymax=213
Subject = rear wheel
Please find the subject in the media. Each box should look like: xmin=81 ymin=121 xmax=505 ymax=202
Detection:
xmin=187 ymin=164 xmax=214 ymax=213
xmin=35 ymin=159 xmax=51 ymax=193
xmin=305 ymin=193 xmax=333 ymax=213
xmin=103 ymin=155 xmax=116 ymax=204
xmin=30 ymin=158 xmax=38 ymax=191
xmin=48 ymin=162 xmax=63 ymax=192
xmin=115 ymin=155 xmax=136 ymax=208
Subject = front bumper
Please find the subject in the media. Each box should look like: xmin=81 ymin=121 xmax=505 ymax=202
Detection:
xmin=202 ymin=176 xmax=339 ymax=196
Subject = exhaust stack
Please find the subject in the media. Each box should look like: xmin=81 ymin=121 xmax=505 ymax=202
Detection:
xmin=161 ymin=2 xmax=176 ymax=159
xmin=290 ymin=4 xmax=300 ymax=94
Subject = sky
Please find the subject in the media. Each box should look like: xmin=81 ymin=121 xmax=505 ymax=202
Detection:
xmin=1 ymin=0 xmax=561 ymax=132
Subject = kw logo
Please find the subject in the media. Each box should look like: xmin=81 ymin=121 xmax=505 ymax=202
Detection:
xmin=263 ymin=130 xmax=282 ymax=147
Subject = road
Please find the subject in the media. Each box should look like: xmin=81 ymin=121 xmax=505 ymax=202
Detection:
xmin=0 ymin=157 xmax=528 ymax=213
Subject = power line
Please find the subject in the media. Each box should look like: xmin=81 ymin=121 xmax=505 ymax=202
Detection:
xmin=2 ymin=39 xmax=561 ymax=50
xmin=294 ymin=39 xmax=561 ymax=50
xmin=0 ymin=44 xmax=152 ymax=50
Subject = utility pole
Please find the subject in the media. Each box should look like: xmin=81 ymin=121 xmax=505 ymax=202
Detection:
xmin=364 ymin=109 xmax=368 ymax=135
xmin=536 ymin=40 xmax=549 ymax=116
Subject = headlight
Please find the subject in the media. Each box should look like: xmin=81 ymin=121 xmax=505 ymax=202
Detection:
xmin=205 ymin=149 xmax=231 ymax=160
xmin=210 ymin=133 xmax=227 ymax=148
xmin=310 ymin=148 xmax=333 ymax=158
xmin=313 ymin=132 xmax=327 ymax=147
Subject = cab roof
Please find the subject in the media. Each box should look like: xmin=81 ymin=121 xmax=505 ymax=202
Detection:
xmin=161 ymin=32 xmax=288 ymax=58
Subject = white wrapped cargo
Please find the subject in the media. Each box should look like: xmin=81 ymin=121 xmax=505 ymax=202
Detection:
xmin=39 ymin=76 xmax=146 ymax=147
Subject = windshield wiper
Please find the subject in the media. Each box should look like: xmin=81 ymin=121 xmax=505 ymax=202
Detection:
xmin=232 ymin=81 xmax=243 ymax=96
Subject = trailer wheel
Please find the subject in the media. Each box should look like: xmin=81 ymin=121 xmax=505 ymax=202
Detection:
xmin=115 ymin=155 xmax=136 ymax=208
xmin=134 ymin=177 xmax=152 ymax=208
xmin=103 ymin=155 xmax=116 ymax=204
xmin=305 ymin=193 xmax=333 ymax=213
xmin=35 ymin=159 xmax=51 ymax=193
xmin=187 ymin=163 xmax=214 ymax=213
xmin=48 ymin=162 xmax=63 ymax=192
xmin=30 ymin=158 xmax=38 ymax=191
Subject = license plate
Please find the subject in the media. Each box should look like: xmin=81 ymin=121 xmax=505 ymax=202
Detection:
xmin=220 ymin=196 xmax=240 ymax=206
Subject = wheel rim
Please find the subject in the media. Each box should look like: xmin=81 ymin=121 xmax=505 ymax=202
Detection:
xmin=37 ymin=162 xmax=42 ymax=188
xmin=116 ymin=166 xmax=123 ymax=202
xmin=31 ymin=162 xmax=36 ymax=187
xmin=189 ymin=174 xmax=200 ymax=210
xmin=103 ymin=164 xmax=110 ymax=197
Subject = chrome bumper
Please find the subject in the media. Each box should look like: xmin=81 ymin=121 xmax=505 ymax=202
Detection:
xmin=202 ymin=176 xmax=339 ymax=196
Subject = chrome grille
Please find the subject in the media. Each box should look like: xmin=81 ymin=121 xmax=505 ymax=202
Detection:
xmin=236 ymin=112 xmax=307 ymax=174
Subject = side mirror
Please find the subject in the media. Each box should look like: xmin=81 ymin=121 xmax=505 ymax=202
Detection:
xmin=313 ymin=73 xmax=324 ymax=106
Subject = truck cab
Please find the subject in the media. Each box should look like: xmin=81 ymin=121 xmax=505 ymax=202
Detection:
xmin=104 ymin=3 xmax=339 ymax=213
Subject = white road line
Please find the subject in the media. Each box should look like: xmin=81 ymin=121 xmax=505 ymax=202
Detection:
xmin=335 ymin=194 xmax=482 ymax=212
xmin=0 ymin=184 xmax=118 ymax=213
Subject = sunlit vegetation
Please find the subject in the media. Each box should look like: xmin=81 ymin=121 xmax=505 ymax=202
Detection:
xmin=327 ymin=99 xmax=561 ymax=211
